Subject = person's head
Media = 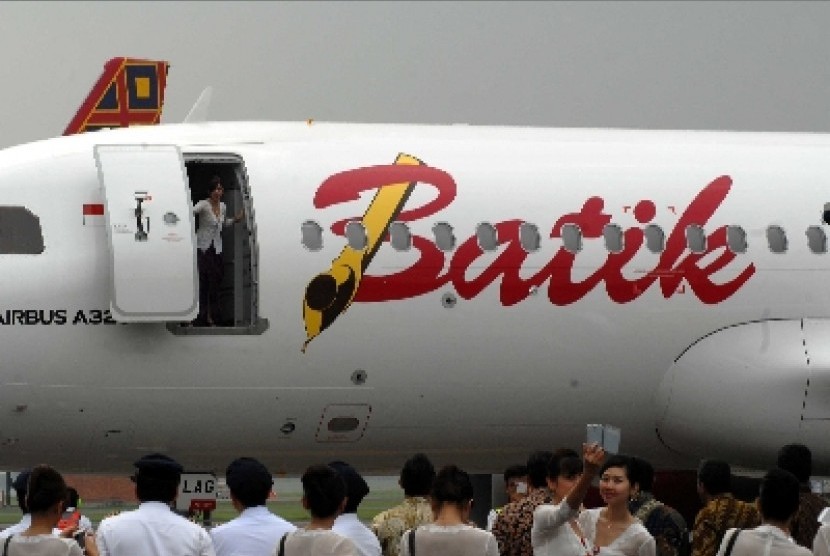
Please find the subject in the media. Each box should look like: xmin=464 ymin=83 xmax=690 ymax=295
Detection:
xmin=430 ymin=465 xmax=474 ymax=517
xmin=599 ymin=455 xmax=640 ymax=508
xmin=328 ymin=461 xmax=370 ymax=514
xmin=301 ymin=464 xmax=347 ymax=519
xmin=132 ymin=453 xmax=183 ymax=504
xmin=208 ymin=176 xmax=224 ymax=199
xmin=697 ymin=459 xmax=731 ymax=498
xmin=629 ymin=456 xmax=655 ymax=493
xmin=758 ymin=468 xmax=801 ymax=523
xmin=546 ymin=448 xmax=582 ymax=501
xmin=66 ymin=487 xmax=80 ymax=509
xmin=225 ymin=457 xmax=273 ymax=509
xmin=399 ymin=453 xmax=435 ymax=497
xmin=503 ymin=464 xmax=528 ymax=504
xmin=526 ymin=450 xmax=554 ymax=489
xmin=777 ymin=444 xmax=812 ymax=484
xmin=12 ymin=469 xmax=31 ymax=513
xmin=26 ymin=465 xmax=68 ymax=520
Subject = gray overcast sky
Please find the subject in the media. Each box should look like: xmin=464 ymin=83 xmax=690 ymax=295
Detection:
xmin=1 ymin=1 xmax=830 ymax=149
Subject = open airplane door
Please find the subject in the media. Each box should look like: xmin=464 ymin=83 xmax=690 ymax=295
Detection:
xmin=94 ymin=144 xmax=198 ymax=322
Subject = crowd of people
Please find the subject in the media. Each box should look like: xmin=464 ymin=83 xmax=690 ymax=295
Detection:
xmin=0 ymin=442 xmax=828 ymax=556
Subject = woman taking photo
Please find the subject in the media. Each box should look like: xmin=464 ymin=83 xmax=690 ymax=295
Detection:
xmin=400 ymin=465 xmax=498 ymax=556
xmin=577 ymin=454 xmax=655 ymax=556
xmin=3 ymin=465 xmax=98 ymax=556
xmin=532 ymin=443 xmax=606 ymax=555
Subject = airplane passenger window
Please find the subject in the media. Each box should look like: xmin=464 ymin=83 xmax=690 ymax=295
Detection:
xmin=346 ymin=221 xmax=368 ymax=251
xmin=433 ymin=222 xmax=456 ymax=252
xmin=807 ymin=226 xmax=827 ymax=254
xmin=726 ymin=226 xmax=747 ymax=254
xmin=645 ymin=224 xmax=665 ymax=254
xmin=767 ymin=225 xmax=788 ymax=253
xmin=0 ymin=207 xmax=44 ymax=254
xmin=301 ymin=220 xmax=324 ymax=251
xmin=389 ymin=222 xmax=412 ymax=252
xmin=685 ymin=225 xmax=706 ymax=254
xmin=476 ymin=223 xmax=498 ymax=252
xmin=561 ymin=224 xmax=582 ymax=254
xmin=519 ymin=223 xmax=541 ymax=253
xmin=603 ymin=224 xmax=623 ymax=254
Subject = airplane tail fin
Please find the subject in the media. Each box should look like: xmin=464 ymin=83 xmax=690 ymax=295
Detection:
xmin=63 ymin=57 xmax=169 ymax=135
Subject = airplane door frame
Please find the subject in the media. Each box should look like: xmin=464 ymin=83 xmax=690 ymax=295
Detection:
xmin=168 ymin=153 xmax=268 ymax=336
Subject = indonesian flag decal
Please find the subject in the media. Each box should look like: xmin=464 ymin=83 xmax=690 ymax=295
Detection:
xmin=83 ymin=203 xmax=105 ymax=226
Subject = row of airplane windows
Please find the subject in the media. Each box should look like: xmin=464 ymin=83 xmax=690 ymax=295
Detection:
xmin=301 ymin=221 xmax=830 ymax=255
xmin=6 ymin=205 xmax=824 ymax=257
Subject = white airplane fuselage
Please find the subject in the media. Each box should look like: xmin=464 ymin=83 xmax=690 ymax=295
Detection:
xmin=1 ymin=121 xmax=829 ymax=474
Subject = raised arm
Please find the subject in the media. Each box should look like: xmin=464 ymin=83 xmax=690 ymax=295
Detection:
xmin=564 ymin=443 xmax=605 ymax=510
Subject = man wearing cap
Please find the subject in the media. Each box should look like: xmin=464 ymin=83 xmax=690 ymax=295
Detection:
xmin=210 ymin=457 xmax=296 ymax=556
xmin=0 ymin=470 xmax=31 ymax=539
xmin=96 ymin=453 xmax=215 ymax=556
xmin=330 ymin=461 xmax=381 ymax=556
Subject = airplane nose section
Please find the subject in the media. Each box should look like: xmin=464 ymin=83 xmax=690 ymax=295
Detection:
xmin=655 ymin=320 xmax=812 ymax=465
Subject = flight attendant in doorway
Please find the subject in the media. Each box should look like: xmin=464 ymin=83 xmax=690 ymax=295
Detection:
xmin=193 ymin=176 xmax=243 ymax=326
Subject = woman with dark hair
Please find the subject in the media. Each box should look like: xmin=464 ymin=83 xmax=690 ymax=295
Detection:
xmin=192 ymin=175 xmax=243 ymax=326
xmin=576 ymin=455 xmax=655 ymax=556
xmin=3 ymin=465 xmax=99 ymax=556
xmin=531 ymin=443 xmax=605 ymax=555
xmin=399 ymin=465 xmax=498 ymax=556
xmin=275 ymin=464 xmax=356 ymax=556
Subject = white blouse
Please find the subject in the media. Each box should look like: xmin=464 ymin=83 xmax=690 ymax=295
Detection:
xmin=193 ymin=200 xmax=234 ymax=254
xmin=577 ymin=508 xmax=656 ymax=556
xmin=4 ymin=535 xmax=83 ymax=556
xmin=532 ymin=500 xmax=588 ymax=556
xmin=277 ymin=529 xmax=356 ymax=556
xmin=816 ymin=524 xmax=830 ymax=556
xmin=400 ymin=524 xmax=499 ymax=556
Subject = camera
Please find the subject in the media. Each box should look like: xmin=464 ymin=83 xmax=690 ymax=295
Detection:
xmin=73 ymin=530 xmax=87 ymax=550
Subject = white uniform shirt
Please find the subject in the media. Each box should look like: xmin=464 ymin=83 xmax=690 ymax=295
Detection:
xmin=210 ymin=506 xmax=296 ymax=556
xmin=532 ymin=499 xmax=585 ymax=556
xmin=0 ymin=515 xmax=32 ymax=538
xmin=716 ymin=526 xmax=811 ymax=556
xmin=96 ymin=501 xmax=215 ymax=556
xmin=333 ymin=514 xmax=381 ymax=556
xmin=193 ymin=200 xmax=233 ymax=253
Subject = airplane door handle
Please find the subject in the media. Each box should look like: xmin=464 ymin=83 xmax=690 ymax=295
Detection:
xmin=134 ymin=198 xmax=148 ymax=242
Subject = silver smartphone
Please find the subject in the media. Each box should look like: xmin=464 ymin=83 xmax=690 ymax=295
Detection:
xmin=586 ymin=423 xmax=621 ymax=454
xmin=587 ymin=423 xmax=604 ymax=446
xmin=603 ymin=425 xmax=621 ymax=454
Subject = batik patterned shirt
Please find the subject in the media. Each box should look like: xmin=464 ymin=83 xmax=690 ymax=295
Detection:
xmin=789 ymin=488 xmax=828 ymax=549
xmin=631 ymin=493 xmax=690 ymax=556
xmin=491 ymin=487 xmax=554 ymax=556
xmin=691 ymin=494 xmax=760 ymax=556
xmin=371 ymin=496 xmax=433 ymax=556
